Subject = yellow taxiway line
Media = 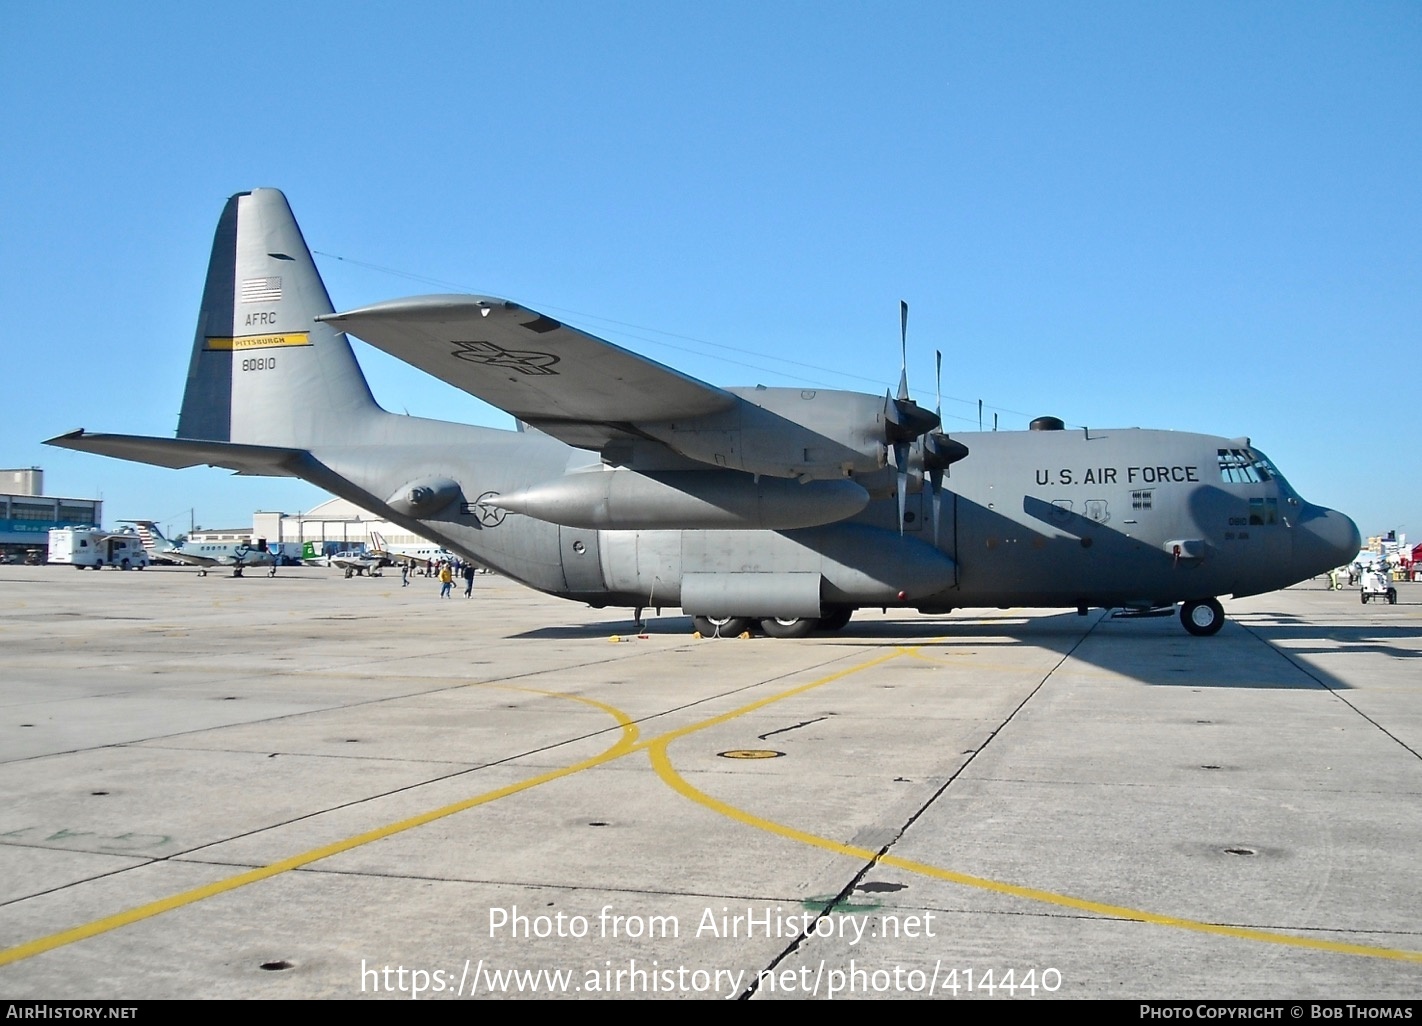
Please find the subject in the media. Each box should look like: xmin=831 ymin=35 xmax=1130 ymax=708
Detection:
xmin=5 ymin=645 xmax=1419 ymax=968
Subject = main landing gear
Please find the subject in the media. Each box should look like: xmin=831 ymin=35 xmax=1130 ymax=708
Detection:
xmin=759 ymin=617 xmax=817 ymax=639
xmin=691 ymin=615 xmax=753 ymax=638
xmin=1179 ymin=598 xmax=1225 ymax=636
xmin=693 ymin=608 xmax=855 ymax=638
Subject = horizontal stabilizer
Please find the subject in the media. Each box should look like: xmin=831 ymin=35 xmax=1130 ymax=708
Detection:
xmin=46 ymin=430 xmax=310 ymax=476
xmin=45 ymin=430 xmax=407 ymax=526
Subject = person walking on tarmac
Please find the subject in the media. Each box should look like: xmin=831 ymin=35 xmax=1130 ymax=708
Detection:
xmin=463 ymin=563 xmax=476 ymax=597
xmin=438 ymin=562 xmax=454 ymax=599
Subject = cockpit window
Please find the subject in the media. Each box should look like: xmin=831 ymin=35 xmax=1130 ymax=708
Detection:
xmin=1218 ymin=448 xmax=1275 ymax=484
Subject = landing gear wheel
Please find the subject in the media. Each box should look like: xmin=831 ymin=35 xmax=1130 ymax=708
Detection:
xmin=759 ymin=617 xmax=818 ymax=639
xmin=1180 ymin=598 xmax=1224 ymax=636
xmin=817 ymin=607 xmax=853 ymax=632
xmin=1361 ymin=592 xmax=1369 ymax=604
xmin=692 ymin=615 xmax=753 ymax=638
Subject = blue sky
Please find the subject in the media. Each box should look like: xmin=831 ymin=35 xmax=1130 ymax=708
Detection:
xmin=3 ymin=2 xmax=1418 ymax=540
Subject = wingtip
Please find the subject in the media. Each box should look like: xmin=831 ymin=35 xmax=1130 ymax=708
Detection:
xmin=44 ymin=428 xmax=88 ymax=446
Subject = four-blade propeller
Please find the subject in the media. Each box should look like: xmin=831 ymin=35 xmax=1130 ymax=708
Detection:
xmin=884 ymin=302 xmax=969 ymax=538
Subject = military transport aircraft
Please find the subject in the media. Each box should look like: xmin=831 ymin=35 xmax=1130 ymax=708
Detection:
xmin=124 ymin=520 xmax=278 ymax=577
xmin=50 ymin=189 xmax=1359 ymax=636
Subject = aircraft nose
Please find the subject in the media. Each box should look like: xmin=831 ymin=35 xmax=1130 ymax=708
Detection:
xmin=1294 ymin=504 xmax=1361 ymax=578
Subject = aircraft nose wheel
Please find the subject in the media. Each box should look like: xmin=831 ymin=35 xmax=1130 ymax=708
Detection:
xmin=1179 ymin=598 xmax=1224 ymax=636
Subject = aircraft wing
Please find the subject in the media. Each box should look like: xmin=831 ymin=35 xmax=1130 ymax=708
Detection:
xmin=158 ymin=550 xmax=220 ymax=568
xmin=377 ymin=550 xmax=432 ymax=568
xmin=319 ymin=296 xmax=739 ymax=452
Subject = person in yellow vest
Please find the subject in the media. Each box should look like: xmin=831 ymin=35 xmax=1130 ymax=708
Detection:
xmin=438 ymin=562 xmax=453 ymax=598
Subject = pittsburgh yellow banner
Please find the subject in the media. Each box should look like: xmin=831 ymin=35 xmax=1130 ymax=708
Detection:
xmin=205 ymin=333 xmax=311 ymax=351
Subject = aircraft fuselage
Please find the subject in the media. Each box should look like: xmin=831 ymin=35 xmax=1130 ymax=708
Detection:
xmin=304 ymin=409 xmax=1356 ymax=618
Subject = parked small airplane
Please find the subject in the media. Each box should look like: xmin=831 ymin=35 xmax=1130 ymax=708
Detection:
xmin=53 ymin=190 xmax=1360 ymax=636
xmin=369 ymin=531 xmax=453 ymax=569
xmin=125 ymin=520 xmax=277 ymax=577
xmin=326 ymin=546 xmax=385 ymax=578
xmin=323 ymin=532 xmax=453 ymax=578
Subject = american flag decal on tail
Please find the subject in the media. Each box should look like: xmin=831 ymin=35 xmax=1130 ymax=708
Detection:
xmin=241 ymin=276 xmax=282 ymax=303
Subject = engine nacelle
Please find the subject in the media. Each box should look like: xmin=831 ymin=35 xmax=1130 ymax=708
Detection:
xmin=385 ymin=477 xmax=462 ymax=518
xmin=639 ymin=387 xmax=889 ymax=481
xmin=492 ymin=467 xmax=870 ymax=530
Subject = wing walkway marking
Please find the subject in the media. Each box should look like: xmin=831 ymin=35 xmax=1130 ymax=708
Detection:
xmin=5 ymin=646 xmax=1419 ymax=967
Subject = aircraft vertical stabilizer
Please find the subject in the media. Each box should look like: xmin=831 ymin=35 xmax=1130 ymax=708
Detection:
xmin=177 ymin=189 xmax=378 ymax=448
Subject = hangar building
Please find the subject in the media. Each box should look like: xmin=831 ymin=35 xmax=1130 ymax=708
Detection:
xmin=1 ymin=468 xmax=102 ymax=561
xmin=245 ymin=498 xmax=434 ymax=554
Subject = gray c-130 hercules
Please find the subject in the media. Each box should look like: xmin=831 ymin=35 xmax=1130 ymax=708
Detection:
xmin=47 ymin=189 xmax=1360 ymax=637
